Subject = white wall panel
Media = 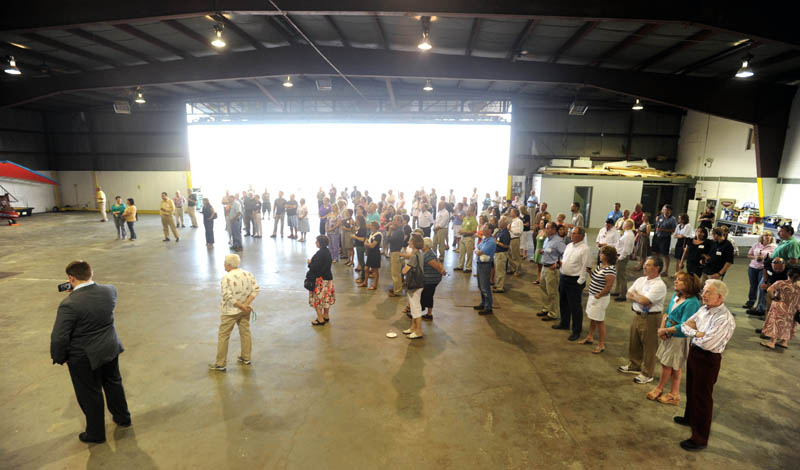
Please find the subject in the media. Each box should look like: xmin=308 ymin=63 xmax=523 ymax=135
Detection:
xmin=0 ymin=171 xmax=57 ymax=213
xmin=540 ymin=176 xmax=643 ymax=228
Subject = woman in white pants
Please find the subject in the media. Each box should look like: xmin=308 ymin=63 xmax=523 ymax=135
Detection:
xmin=402 ymin=234 xmax=426 ymax=339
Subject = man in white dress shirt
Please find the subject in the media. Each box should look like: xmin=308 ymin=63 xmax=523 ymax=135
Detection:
xmin=618 ymin=257 xmax=667 ymax=384
xmin=613 ymin=220 xmax=636 ymax=300
xmin=432 ymin=201 xmax=450 ymax=260
xmin=508 ymin=208 xmax=524 ymax=275
xmin=596 ymin=217 xmax=620 ymax=263
xmin=675 ymin=279 xmax=735 ymax=452
xmin=552 ymin=226 xmax=590 ymax=340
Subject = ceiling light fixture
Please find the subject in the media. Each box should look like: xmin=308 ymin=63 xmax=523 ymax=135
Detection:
xmin=4 ymin=56 xmax=21 ymax=75
xmin=423 ymin=79 xmax=433 ymax=92
xmin=283 ymin=76 xmax=293 ymax=88
xmin=417 ymin=16 xmax=432 ymax=51
xmin=735 ymin=55 xmax=754 ymax=78
xmin=211 ymin=23 xmax=226 ymax=48
xmin=632 ymin=98 xmax=644 ymax=111
xmin=134 ymin=88 xmax=146 ymax=104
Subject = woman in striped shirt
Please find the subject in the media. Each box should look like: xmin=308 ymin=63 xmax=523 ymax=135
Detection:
xmin=579 ymin=245 xmax=618 ymax=353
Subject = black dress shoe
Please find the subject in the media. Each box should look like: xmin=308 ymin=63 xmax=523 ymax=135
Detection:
xmin=79 ymin=432 xmax=105 ymax=444
xmin=567 ymin=333 xmax=580 ymax=341
xmin=552 ymin=325 xmax=569 ymax=330
xmin=755 ymin=328 xmax=762 ymax=334
xmin=747 ymin=308 xmax=764 ymax=316
xmin=478 ymin=309 xmax=494 ymax=315
xmin=536 ymin=311 xmax=549 ymax=317
xmin=680 ymin=439 xmax=706 ymax=451
xmin=742 ymin=303 xmax=753 ymax=309
xmin=673 ymin=416 xmax=690 ymax=426
xmin=473 ymin=305 xmax=484 ymax=310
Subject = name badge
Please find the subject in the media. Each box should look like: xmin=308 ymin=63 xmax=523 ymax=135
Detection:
xmin=716 ymin=251 xmax=722 ymax=256
xmin=546 ymin=248 xmax=552 ymax=253
xmin=698 ymin=245 xmax=704 ymax=249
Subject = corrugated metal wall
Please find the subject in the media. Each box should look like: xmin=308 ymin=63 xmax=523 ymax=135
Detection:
xmin=0 ymin=108 xmax=49 ymax=169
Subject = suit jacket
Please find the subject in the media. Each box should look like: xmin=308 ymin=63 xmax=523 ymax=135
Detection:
xmin=50 ymin=283 xmax=124 ymax=370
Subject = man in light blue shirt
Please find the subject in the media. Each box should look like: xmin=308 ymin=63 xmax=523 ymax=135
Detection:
xmin=526 ymin=190 xmax=539 ymax=212
xmin=229 ymin=195 xmax=243 ymax=252
xmin=538 ymin=222 xmax=566 ymax=321
xmin=473 ymin=226 xmax=497 ymax=315
xmin=607 ymin=202 xmax=623 ymax=223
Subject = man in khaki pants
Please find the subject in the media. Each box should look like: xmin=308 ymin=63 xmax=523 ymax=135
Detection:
xmin=388 ymin=215 xmax=405 ymax=297
xmin=493 ymin=217 xmax=511 ymax=292
xmin=432 ymin=201 xmax=450 ymax=260
xmin=209 ymin=254 xmax=259 ymax=371
xmin=537 ymin=222 xmax=566 ymax=321
xmin=186 ymin=189 xmax=199 ymax=228
xmin=508 ymin=208 xmax=523 ymax=275
xmin=613 ymin=220 xmax=636 ymax=301
xmin=455 ymin=206 xmax=477 ymax=273
xmin=159 ymin=192 xmax=179 ymax=242
xmin=96 ymin=186 xmax=107 ymax=222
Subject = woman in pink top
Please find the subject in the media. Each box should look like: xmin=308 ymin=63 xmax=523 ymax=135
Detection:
xmin=744 ymin=232 xmax=776 ymax=312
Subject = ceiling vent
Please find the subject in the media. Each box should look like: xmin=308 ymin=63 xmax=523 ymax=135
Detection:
xmin=113 ymin=101 xmax=131 ymax=114
xmin=568 ymin=101 xmax=588 ymax=115
xmin=316 ymin=79 xmax=333 ymax=91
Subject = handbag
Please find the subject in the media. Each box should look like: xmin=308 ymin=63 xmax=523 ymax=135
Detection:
xmin=304 ymin=272 xmax=316 ymax=291
xmin=405 ymin=252 xmax=425 ymax=290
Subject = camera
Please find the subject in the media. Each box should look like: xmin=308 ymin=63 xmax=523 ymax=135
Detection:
xmin=57 ymin=281 xmax=72 ymax=292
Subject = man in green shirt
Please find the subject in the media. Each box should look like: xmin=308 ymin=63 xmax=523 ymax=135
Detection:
xmin=455 ymin=206 xmax=478 ymax=273
xmin=770 ymin=225 xmax=799 ymax=264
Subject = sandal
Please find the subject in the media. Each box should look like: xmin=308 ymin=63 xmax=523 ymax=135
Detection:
xmin=311 ymin=319 xmax=326 ymax=326
xmin=367 ymin=286 xmax=376 ymax=290
xmin=657 ymin=393 xmax=681 ymax=406
xmin=577 ymin=338 xmax=593 ymax=345
xmin=776 ymin=342 xmax=789 ymax=349
xmin=422 ymin=313 xmax=433 ymax=320
xmin=403 ymin=306 xmax=411 ymax=313
xmin=533 ymin=280 xmax=540 ymax=285
xmin=591 ymin=345 xmax=605 ymax=354
xmin=760 ymin=341 xmax=776 ymax=350
xmin=646 ymin=389 xmax=662 ymax=401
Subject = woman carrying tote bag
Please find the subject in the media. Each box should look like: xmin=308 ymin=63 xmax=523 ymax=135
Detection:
xmin=306 ymin=235 xmax=335 ymax=326
xmin=402 ymin=234 xmax=426 ymax=339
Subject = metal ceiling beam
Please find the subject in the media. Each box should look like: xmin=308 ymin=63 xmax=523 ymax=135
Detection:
xmin=112 ymin=24 xmax=193 ymax=59
xmin=2 ymin=1 xmax=797 ymax=48
xmin=549 ymin=21 xmax=597 ymax=63
xmin=385 ymin=78 xmax=397 ymax=109
xmin=0 ymin=40 xmax=87 ymax=71
xmin=215 ymin=15 xmax=266 ymax=51
xmin=250 ymin=79 xmax=285 ymax=110
xmin=20 ymin=32 xmax=121 ymax=67
xmin=591 ymin=23 xmax=659 ymax=67
xmin=263 ymin=16 xmax=300 ymax=45
xmin=632 ymin=29 xmax=713 ymax=71
xmin=2 ymin=44 xmax=790 ymax=124
xmin=163 ymin=19 xmax=218 ymax=52
xmin=465 ymin=18 xmax=481 ymax=56
xmin=324 ymin=16 xmax=350 ymax=48
xmin=373 ymin=15 xmax=388 ymax=49
xmin=673 ymin=39 xmax=759 ymax=75
xmin=506 ymin=19 xmax=537 ymax=60
xmin=67 ymin=28 xmax=158 ymax=63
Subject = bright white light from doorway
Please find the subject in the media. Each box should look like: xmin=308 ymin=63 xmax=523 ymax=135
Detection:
xmin=188 ymin=123 xmax=510 ymax=206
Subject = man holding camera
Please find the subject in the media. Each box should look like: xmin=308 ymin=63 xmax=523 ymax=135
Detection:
xmin=50 ymin=261 xmax=131 ymax=444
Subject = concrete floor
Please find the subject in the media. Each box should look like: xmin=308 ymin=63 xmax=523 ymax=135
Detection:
xmin=1 ymin=212 xmax=798 ymax=469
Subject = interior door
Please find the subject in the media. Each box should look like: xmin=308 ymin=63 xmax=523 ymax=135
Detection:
xmin=573 ymin=186 xmax=593 ymax=227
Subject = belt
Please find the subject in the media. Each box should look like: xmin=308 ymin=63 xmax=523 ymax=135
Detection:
xmin=632 ymin=307 xmax=662 ymax=316
xmin=543 ymin=263 xmax=555 ymax=268
xmin=511 ymin=237 xmax=520 ymax=240
xmin=477 ymin=261 xmax=493 ymax=265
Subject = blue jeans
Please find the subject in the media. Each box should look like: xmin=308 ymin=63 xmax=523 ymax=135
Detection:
xmin=231 ymin=217 xmax=242 ymax=249
xmin=477 ymin=262 xmax=493 ymax=310
xmin=747 ymin=266 xmax=765 ymax=311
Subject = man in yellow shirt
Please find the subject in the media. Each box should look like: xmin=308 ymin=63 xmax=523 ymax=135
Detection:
xmin=455 ymin=206 xmax=478 ymax=272
xmin=96 ymin=186 xmax=107 ymax=222
xmin=160 ymin=192 xmax=179 ymax=242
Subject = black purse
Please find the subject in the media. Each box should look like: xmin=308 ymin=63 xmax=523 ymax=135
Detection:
xmin=304 ymin=270 xmax=316 ymax=291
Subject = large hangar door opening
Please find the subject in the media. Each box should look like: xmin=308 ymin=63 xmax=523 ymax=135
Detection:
xmin=187 ymin=123 xmax=510 ymax=206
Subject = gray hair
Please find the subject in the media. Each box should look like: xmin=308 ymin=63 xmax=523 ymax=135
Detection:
xmin=704 ymin=279 xmax=729 ymax=300
xmin=224 ymin=254 xmax=241 ymax=268
xmin=572 ymin=226 xmax=586 ymax=236
xmin=648 ymin=255 xmax=664 ymax=273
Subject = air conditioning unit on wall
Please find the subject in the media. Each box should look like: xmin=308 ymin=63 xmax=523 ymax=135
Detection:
xmin=113 ymin=101 xmax=131 ymax=114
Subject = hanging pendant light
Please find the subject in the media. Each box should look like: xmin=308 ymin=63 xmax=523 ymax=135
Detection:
xmin=632 ymin=99 xmax=644 ymax=110
xmin=4 ymin=56 xmax=21 ymax=75
xmin=735 ymin=55 xmax=754 ymax=78
xmin=211 ymin=23 xmax=226 ymax=48
xmin=423 ymin=80 xmax=433 ymax=92
xmin=134 ymin=88 xmax=146 ymax=104
xmin=283 ymin=76 xmax=293 ymax=88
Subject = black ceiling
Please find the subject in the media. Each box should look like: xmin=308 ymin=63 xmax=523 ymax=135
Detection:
xmin=0 ymin=1 xmax=798 ymax=112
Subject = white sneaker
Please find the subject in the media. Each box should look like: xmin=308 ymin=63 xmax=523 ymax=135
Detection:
xmin=617 ymin=364 xmax=640 ymax=374
xmin=402 ymin=329 xmax=412 ymax=335
xmin=634 ymin=374 xmax=654 ymax=384
xmin=408 ymin=332 xmax=423 ymax=339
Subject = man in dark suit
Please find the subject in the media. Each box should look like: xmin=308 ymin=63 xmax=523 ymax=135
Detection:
xmin=50 ymin=260 xmax=131 ymax=444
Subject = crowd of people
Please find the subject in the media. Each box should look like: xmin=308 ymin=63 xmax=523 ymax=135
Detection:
xmin=80 ymin=182 xmax=800 ymax=452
